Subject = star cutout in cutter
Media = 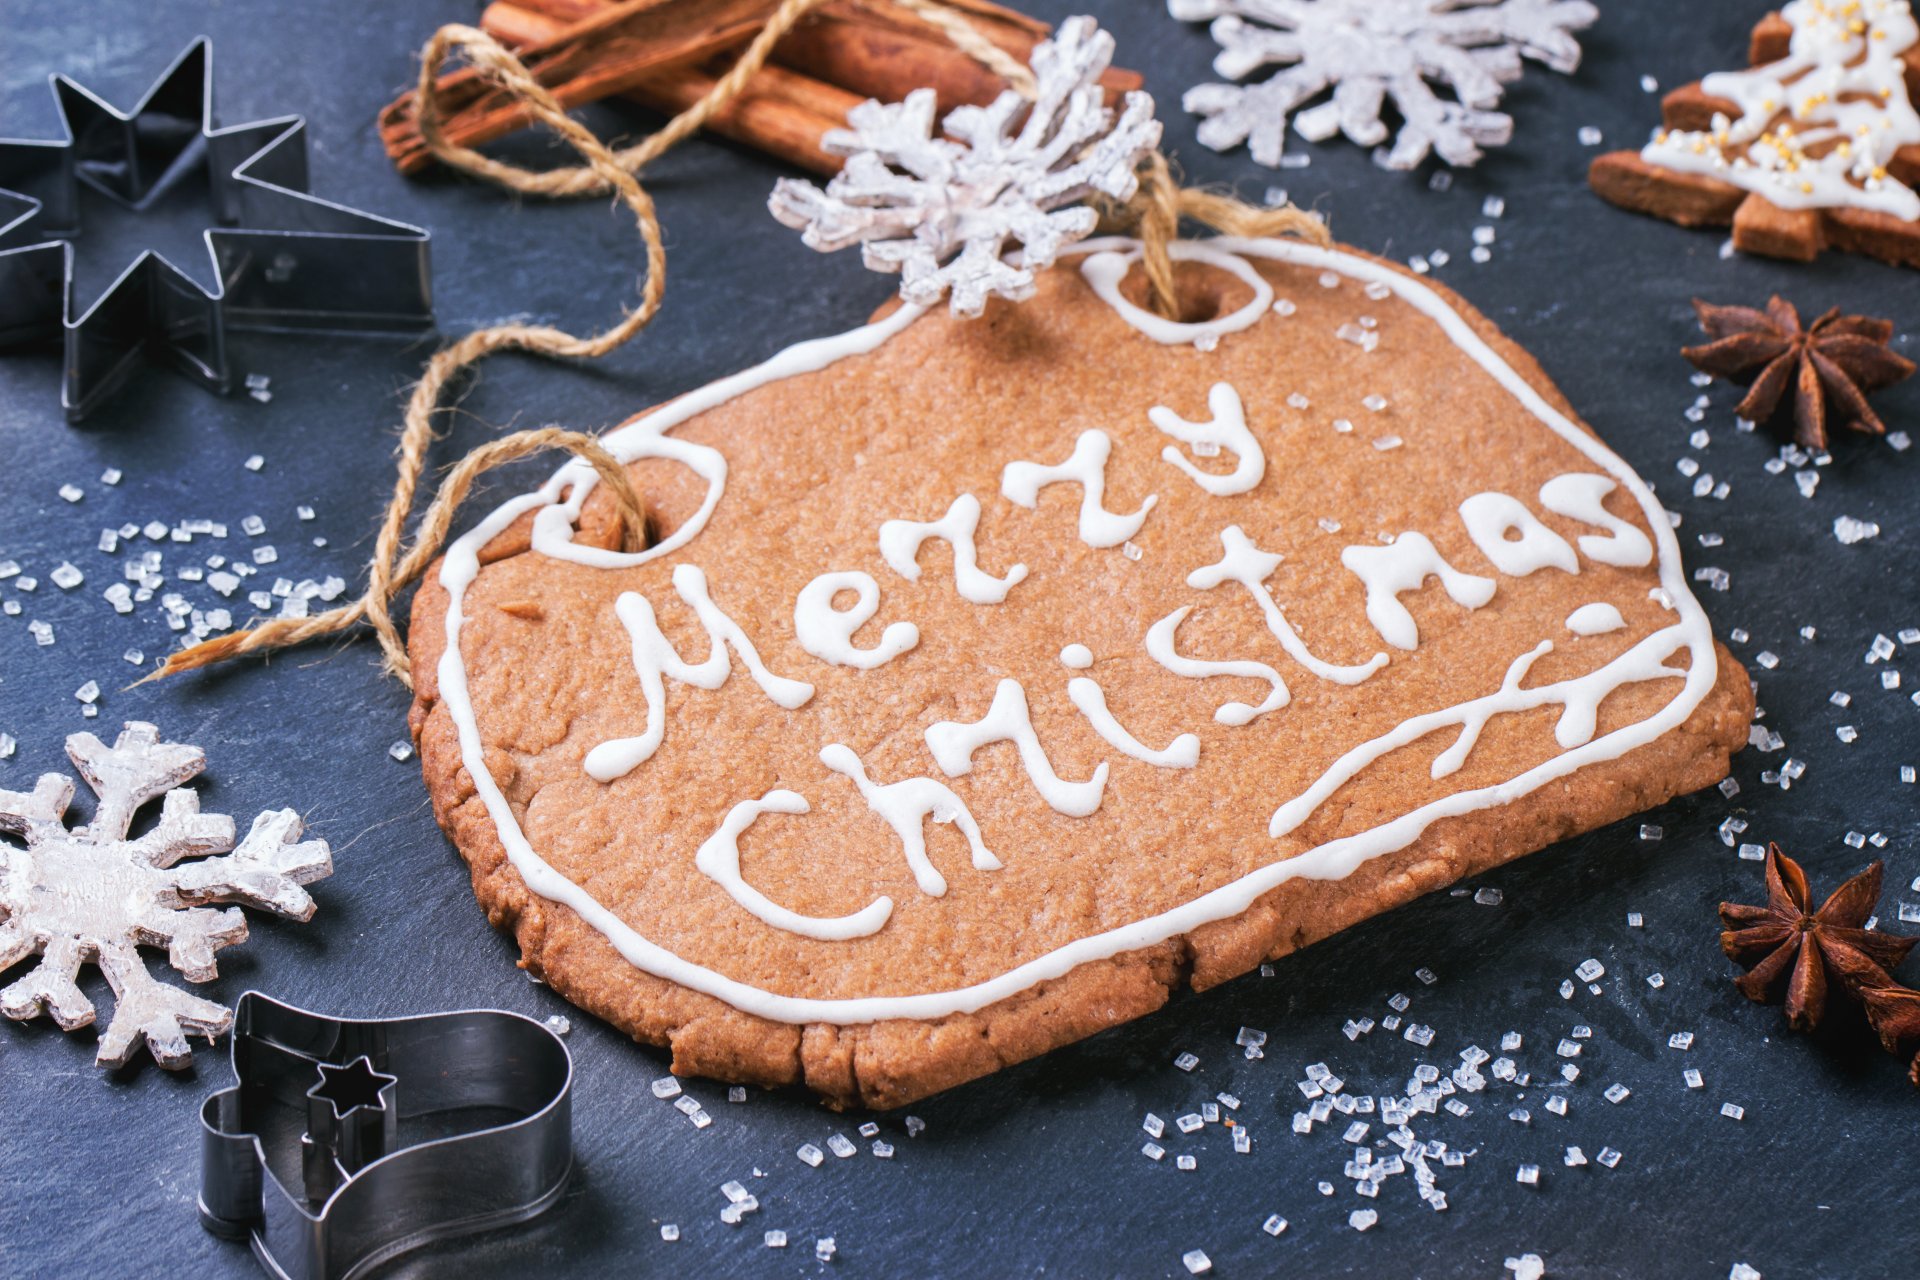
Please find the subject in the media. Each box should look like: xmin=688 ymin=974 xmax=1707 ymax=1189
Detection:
xmin=0 ymin=39 xmax=434 ymax=421
xmin=309 ymin=1056 xmax=399 ymax=1121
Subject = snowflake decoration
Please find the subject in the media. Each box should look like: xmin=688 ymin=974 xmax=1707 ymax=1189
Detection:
xmin=0 ymin=722 xmax=332 ymax=1068
xmin=1169 ymin=0 xmax=1598 ymax=169
xmin=768 ymin=15 xmax=1161 ymax=317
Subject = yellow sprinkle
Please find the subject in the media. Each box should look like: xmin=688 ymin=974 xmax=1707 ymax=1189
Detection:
xmin=1801 ymin=181 xmax=1814 ymax=193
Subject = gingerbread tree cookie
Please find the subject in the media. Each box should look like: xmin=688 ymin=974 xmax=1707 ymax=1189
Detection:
xmin=1591 ymin=1 xmax=1920 ymax=268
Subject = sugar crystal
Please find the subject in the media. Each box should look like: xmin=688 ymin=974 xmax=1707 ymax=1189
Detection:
xmin=797 ymin=1143 xmax=825 ymax=1167
xmin=1182 ymin=1248 xmax=1212 ymax=1275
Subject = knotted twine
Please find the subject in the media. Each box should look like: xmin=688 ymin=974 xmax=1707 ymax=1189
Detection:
xmin=149 ymin=0 xmax=1328 ymax=687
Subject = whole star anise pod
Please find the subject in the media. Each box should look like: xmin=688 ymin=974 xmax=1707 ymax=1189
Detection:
xmin=1718 ymin=843 xmax=1917 ymax=1032
xmin=1860 ymin=985 xmax=1920 ymax=1087
xmin=1682 ymin=296 xmax=1914 ymax=451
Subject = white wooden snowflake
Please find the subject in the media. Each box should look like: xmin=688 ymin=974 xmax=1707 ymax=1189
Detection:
xmin=1169 ymin=0 xmax=1598 ymax=169
xmin=0 ymin=722 xmax=332 ymax=1068
xmin=768 ymin=15 xmax=1161 ymax=317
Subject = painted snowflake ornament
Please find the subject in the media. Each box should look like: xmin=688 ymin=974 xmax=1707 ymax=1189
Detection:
xmin=769 ymin=14 xmax=1161 ymax=317
xmin=0 ymin=722 xmax=332 ymax=1068
xmin=1170 ymin=0 xmax=1598 ymax=170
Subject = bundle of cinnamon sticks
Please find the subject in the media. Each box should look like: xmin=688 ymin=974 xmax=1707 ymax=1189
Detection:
xmin=378 ymin=0 xmax=1142 ymax=177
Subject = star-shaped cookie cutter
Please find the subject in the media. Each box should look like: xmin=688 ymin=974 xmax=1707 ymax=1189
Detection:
xmin=199 ymin=991 xmax=573 ymax=1280
xmin=0 ymin=39 xmax=433 ymax=421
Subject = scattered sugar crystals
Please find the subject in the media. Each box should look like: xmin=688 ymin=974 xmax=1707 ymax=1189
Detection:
xmin=1684 ymin=1068 xmax=1704 ymax=1089
xmin=1574 ymin=959 xmax=1605 ymax=983
xmin=1508 ymin=1255 xmax=1546 ymax=1280
xmin=387 ymin=741 xmax=414 ymax=762
xmin=827 ymin=1134 xmax=857 ymax=1158
xmin=815 ymin=1238 xmax=835 ymax=1262
xmin=796 ymin=1143 xmax=825 ymax=1168
xmin=1262 ymin=1214 xmax=1288 ymax=1237
xmin=649 ymin=1077 xmax=682 ymax=1100
xmin=1515 ymin=1163 xmax=1540 ymax=1185
xmin=1176 ymin=1154 xmax=1198 ymax=1171
xmin=1182 ymin=1248 xmax=1211 ymax=1275
xmin=1143 ymin=1141 xmax=1166 ymax=1161
xmin=1596 ymin=1147 xmax=1622 ymax=1168
xmin=659 ymin=1224 xmax=679 ymax=1242
xmin=1730 ymin=1265 xmax=1762 ymax=1280
xmin=1348 ymin=1208 xmax=1377 ymax=1232
xmin=1720 ymin=1102 xmax=1745 ymax=1121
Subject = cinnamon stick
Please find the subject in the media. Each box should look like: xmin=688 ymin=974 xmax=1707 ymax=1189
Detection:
xmin=379 ymin=0 xmax=782 ymax=176
xmin=385 ymin=0 xmax=1145 ymax=179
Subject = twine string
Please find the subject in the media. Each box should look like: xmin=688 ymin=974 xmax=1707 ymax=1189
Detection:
xmin=150 ymin=0 xmax=1326 ymax=687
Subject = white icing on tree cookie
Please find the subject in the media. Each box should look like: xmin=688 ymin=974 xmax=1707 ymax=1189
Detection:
xmin=1190 ymin=526 xmax=1389 ymax=681
xmin=879 ymin=493 xmax=1029 ymax=604
xmin=1150 ymin=382 xmax=1266 ymax=496
xmin=1002 ymin=429 xmax=1158 ymax=549
xmin=695 ymin=790 xmax=894 ymax=940
xmin=926 ymin=678 xmax=1109 ymax=817
xmin=794 ymin=571 xmax=919 ymax=669
xmin=1566 ymin=603 xmax=1625 ymax=636
xmin=1458 ymin=491 xmax=1579 ymax=577
xmin=1538 ymin=473 xmax=1654 ymax=568
xmin=1145 ymin=604 xmax=1291 ymax=725
xmin=1340 ymin=532 xmax=1497 ymax=651
xmin=1059 ymin=643 xmax=1094 ymax=668
xmin=584 ymin=566 xmax=814 ymax=783
xmin=1640 ymin=0 xmax=1920 ymax=221
xmin=1067 ymin=677 xmax=1200 ymax=768
xmin=821 ymin=743 xmax=1000 ymax=898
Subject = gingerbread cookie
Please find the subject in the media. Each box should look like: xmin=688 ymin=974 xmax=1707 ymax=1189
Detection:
xmin=1590 ymin=2 xmax=1920 ymax=268
xmin=407 ymin=235 xmax=1751 ymax=1109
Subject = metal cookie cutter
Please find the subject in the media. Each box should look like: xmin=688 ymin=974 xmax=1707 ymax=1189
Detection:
xmin=199 ymin=991 xmax=573 ymax=1280
xmin=0 ymin=39 xmax=432 ymax=421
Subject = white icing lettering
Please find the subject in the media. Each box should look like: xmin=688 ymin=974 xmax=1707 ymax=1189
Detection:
xmin=926 ymin=678 xmax=1109 ymax=817
xmin=1067 ymin=677 xmax=1200 ymax=768
xmin=1340 ymin=533 xmax=1497 ymax=651
xmin=1191 ymin=526 xmax=1388 ymax=682
xmin=1566 ymin=603 xmax=1626 ymax=636
xmin=1538 ymin=473 xmax=1654 ymax=568
xmin=1001 ymin=429 xmax=1157 ymax=550
xmin=694 ymin=790 xmax=893 ymax=941
xmin=794 ymin=571 xmax=919 ymax=669
xmin=1458 ymin=491 xmax=1579 ymax=576
xmin=1150 ymin=382 xmax=1265 ymax=496
xmin=1270 ymin=629 xmax=1693 ymax=836
xmin=1145 ymin=605 xmax=1290 ymax=725
xmin=879 ymin=493 xmax=1028 ymax=604
xmin=820 ymin=743 xmax=999 ymax=898
xmin=584 ymin=565 xmax=815 ymax=782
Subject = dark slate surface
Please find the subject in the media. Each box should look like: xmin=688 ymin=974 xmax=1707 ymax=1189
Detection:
xmin=2 ymin=2 xmax=1916 ymax=1276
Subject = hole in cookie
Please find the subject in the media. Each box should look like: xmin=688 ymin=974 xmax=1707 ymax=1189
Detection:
xmin=1115 ymin=259 xmax=1255 ymax=325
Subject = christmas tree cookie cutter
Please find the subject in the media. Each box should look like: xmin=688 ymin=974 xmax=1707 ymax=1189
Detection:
xmin=0 ymin=38 xmax=433 ymax=421
xmin=199 ymin=992 xmax=573 ymax=1280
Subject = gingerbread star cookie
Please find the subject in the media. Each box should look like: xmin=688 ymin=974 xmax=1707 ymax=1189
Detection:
xmin=408 ymin=235 xmax=1752 ymax=1109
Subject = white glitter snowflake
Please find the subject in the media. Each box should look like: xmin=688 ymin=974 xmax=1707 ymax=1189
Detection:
xmin=768 ymin=15 xmax=1161 ymax=317
xmin=1169 ymin=0 xmax=1598 ymax=169
xmin=0 ymin=722 xmax=332 ymax=1068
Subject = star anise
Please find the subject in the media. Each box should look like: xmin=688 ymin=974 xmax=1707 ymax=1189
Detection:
xmin=1682 ymin=296 xmax=1914 ymax=451
xmin=1718 ymin=843 xmax=1918 ymax=1032
xmin=1860 ymin=985 xmax=1920 ymax=1087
